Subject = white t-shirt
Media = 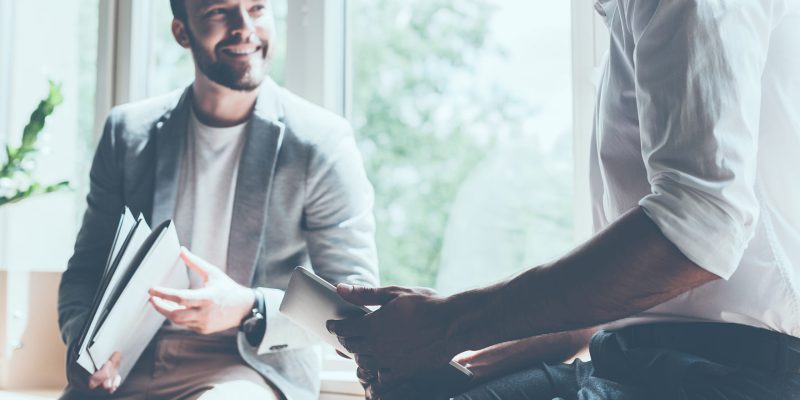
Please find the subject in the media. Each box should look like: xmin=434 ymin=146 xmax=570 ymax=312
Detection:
xmin=593 ymin=0 xmax=800 ymax=335
xmin=174 ymin=109 xmax=248 ymax=288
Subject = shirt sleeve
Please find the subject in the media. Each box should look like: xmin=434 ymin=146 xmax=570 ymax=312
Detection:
xmin=630 ymin=0 xmax=776 ymax=279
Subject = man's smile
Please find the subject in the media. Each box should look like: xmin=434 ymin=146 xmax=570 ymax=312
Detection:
xmin=220 ymin=45 xmax=264 ymax=59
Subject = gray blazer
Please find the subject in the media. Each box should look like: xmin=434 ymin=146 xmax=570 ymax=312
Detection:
xmin=58 ymin=79 xmax=379 ymax=399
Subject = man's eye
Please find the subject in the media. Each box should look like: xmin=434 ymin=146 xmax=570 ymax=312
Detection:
xmin=205 ymin=8 xmax=226 ymax=18
xmin=250 ymin=5 xmax=266 ymax=14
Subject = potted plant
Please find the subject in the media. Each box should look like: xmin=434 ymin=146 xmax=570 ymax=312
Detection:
xmin=0 ymin=81 xmax=70 ymax=206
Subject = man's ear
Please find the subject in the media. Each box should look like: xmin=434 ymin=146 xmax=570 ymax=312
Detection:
xmin=172 ymin=19 xmax=191 ymax=48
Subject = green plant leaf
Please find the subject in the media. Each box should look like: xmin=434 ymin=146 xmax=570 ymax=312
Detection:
xmin=0 ymin=80 xmax=70 ymax=207
xmin=21 ymin=81 xmax=63 ymax=150
xmin=43 ymin=181 xmax=71 ymax=194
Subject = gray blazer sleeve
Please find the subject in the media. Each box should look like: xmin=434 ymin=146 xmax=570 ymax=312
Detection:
xmin=302 ymin=127 xmax=379 ymax=288
xmin=58 ymin=114 xmax=124 ymax=349
xmin=253 ymin=124 xmax=379 ymax=354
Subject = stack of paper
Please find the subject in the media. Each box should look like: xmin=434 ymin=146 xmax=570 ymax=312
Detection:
xmin=73 ymin=207 xmax=189 ymax=382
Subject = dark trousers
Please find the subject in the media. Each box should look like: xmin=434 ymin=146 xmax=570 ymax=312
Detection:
xmin=456 ymin=323 xmax=800 ymax=400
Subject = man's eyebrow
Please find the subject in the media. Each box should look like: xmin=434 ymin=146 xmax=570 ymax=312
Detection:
xmin=197 ymin=0 xmax=229 ymax=8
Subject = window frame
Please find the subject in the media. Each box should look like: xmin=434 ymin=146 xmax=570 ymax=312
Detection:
xmin=572 ymin=0 xmax=610 ymax=242
xmin=98 ymin=0 xmax=608 ymax=395
xmin=0 ymin=0 xmax=15 ymax=264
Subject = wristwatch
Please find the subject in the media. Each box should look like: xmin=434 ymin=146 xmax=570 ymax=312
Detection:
xmin=239 ymin=289 xmax=266 ymax=347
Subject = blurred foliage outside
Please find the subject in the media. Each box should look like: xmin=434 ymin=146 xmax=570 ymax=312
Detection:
xmin=351 ymin=0 xmax=574 ymax=288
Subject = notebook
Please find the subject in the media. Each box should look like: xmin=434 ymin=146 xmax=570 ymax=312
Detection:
xmin=73 ymin=207 xmax=189 ymax=382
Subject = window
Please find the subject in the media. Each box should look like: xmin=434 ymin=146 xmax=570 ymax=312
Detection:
xmin=0 ymin=0 xmax=99 ymax=271
xmin=145 ymin=0 xmax=289 ymax=98
xmin=349 ymin=0 xmax=575 ymax=292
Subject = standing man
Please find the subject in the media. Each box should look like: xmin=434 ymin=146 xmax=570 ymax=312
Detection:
xmin=329 ymin=0 xmax=800 ymax=398
xmin=58 ymin=0 xmax=378 ymax=399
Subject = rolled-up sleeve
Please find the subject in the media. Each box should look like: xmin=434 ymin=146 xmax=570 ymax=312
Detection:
xmin=631 ymin=0 xmax=775 ymax=279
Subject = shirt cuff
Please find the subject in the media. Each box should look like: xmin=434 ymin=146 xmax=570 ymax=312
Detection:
xmin=254 ymin=288 xmax=319 ymax=355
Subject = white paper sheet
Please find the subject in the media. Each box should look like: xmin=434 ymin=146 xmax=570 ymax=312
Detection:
xmin=86 ymin=221 xmax=189 ymax=382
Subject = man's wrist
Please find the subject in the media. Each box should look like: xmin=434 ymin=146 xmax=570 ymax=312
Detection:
xmin=443 ymin=288 xmax=492 ymax=354
xmin=238 ymin=287 xmax=258 ymax=321
xmin=239 ymin=288 xmax=267 ymax=346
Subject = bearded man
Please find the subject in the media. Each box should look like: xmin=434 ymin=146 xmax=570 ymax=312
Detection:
xmin=58 ymin=1 xmax=379 ymax=399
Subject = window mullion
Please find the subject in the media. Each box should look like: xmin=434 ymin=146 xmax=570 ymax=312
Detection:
xmin=570 ymin=0 xmax=607 ymax=242
xmin=285 ymin=0 xmax=348 ymax=116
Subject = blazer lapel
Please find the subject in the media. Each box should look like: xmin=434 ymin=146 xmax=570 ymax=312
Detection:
xmin=151 ymin=87 xmax=192 ymax=226
xmin=227 ymin=80 xmax=285 ymax=286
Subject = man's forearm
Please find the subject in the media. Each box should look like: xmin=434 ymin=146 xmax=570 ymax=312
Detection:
xmin=460 ymin=328 xmax=595 ymax=382
xmin=447 ymin=206 xmax=719 ymax=352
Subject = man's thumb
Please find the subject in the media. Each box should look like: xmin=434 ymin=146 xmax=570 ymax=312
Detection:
xmin=337 ymin=284 xmax=398 ymax=306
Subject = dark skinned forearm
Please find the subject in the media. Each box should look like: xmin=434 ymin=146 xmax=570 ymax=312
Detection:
xmin=447 ymin=206 xmax=720 ymax=353
xmin=460 ymin=327 xmax=596 ymax=382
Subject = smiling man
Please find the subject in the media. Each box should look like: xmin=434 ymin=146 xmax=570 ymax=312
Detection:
xmin=57 ymin=1 xmax=378 ymax=399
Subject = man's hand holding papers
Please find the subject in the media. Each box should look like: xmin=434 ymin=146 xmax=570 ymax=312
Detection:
xmin=87 ymin=351 xmax=121 ymax=394
xmin=148 ymin=247 xmax=256 ymax=335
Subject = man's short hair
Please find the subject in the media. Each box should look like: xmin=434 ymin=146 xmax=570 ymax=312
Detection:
xmin=170 ymin=0 xmax=187 ymax=22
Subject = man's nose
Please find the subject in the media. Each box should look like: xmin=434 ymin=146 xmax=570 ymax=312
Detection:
xmin=230 ymin=5 xmax=257 ymax=41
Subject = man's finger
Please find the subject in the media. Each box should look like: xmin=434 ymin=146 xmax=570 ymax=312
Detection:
xmin=180 ymin=246 xmax=220 ymax=281
xmin=149 ymin=296 xmax=196 ymax=322
xmin=111 ymin=374 xmax=121 ymax=393
xmin=109 ymin=352 xmax=122 ymax=368
xmin=88 ymin=372 xmax=104 ymax=389
xmin=357 ymin=366 xmax=377 ymax=384
xmin=377 ymin=367 xmax=415 ymax=387
xmin=355 ymin=354 xmax=380 ymax=371
xmin=367 ymin=369 xmax=397 ymax=396
xmin=337 ymin=284 xmax=400 ymax=306
xmin=149 ymin=287 xmax=207 ymax=308
xmin=335 ymin=349 xmax=352 ymax=359
xmin=149 ymin=296 xmax=176 ymax=319
xmin=170 ymin=308 xmax=203 ymax=325
xmin=89 ymin=357 xmax=116 ymax=390
xmin=337 ymin=336 xmax=372 ymax=355
xmin=326 ymin=316 xmax=369 ymax=338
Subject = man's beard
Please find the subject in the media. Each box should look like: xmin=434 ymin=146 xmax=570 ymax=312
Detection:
xmin=188 ymin=30 xmax=269 ymax=92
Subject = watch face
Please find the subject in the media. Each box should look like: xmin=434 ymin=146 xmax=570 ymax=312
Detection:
xmin=243 ymin=318 xmax=256 ymax=333
xmin=242 ymin=313 xmax=266 ymax=347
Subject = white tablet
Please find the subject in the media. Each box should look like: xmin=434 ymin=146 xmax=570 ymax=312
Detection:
xmin=279 ymin=267 xmax=473 ymax=384
xmin=279 ymin=266 xmax=371 ymax=355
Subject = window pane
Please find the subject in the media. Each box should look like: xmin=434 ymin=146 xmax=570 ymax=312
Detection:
xmin=1 ymin=0 xmax=99 ymax=270
xmin=351 ymin=0 xmax=574 ymax=292
xmin=147 ymin=0 xmax=288 ymax=97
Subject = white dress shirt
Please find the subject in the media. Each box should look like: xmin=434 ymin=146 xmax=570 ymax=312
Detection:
xmin=592 ymin=0 xmax=800 ymax=336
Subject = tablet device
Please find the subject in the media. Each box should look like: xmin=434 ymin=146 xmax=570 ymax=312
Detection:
xmin=279 ymin=267 xmax=473 ymax=386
